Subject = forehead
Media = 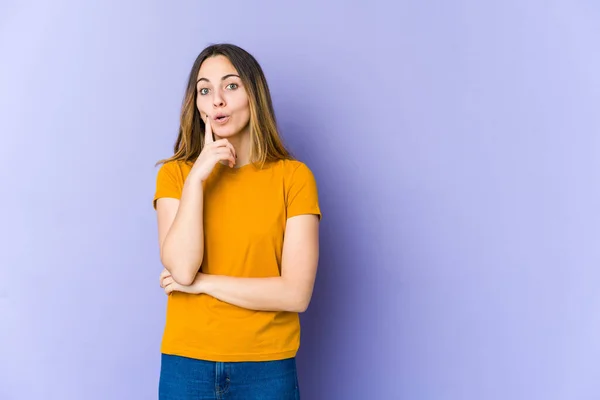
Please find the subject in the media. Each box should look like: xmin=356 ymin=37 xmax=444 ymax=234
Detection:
xmin=197 ymin=55 xmax=238 ymax=80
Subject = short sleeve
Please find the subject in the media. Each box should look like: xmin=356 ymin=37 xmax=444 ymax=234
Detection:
xmin=286 ymin=162 xmax=322 ymax=220
xmin=153 ymin=161 xmax=183 ymax=209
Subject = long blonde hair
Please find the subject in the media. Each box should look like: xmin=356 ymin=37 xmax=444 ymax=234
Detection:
xmin=156 ymin=43 xmax=293 ymax=167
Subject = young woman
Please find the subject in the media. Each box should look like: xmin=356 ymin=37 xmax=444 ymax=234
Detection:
xmin=153 ymin=43 xmax=321 ymax=399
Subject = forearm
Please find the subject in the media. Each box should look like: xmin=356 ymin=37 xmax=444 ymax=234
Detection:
xmin=200 ymin=275 xmax=308 ymax=313
xmin=161 ymin=173 xmax=205 ymax=285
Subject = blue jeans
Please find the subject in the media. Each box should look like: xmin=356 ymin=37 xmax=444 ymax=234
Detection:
xmin=158 ymin=353 xmax=300 ymax=400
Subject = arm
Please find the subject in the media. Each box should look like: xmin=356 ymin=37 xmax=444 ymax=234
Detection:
xmin=161 ymin=213 xmax=320 ymax=312
xmin=156 ymin=172 xmax=205 ymax=286
xmin=156 ymin=119 xmax=236 ymax=285
xmin=202 ymin=214 xmax=319 ymax=312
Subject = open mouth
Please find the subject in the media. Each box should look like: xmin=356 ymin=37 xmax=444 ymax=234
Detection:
xmin=214 ymin=114 xmax=230 ymax=123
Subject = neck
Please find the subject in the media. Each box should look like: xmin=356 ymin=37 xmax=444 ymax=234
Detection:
xmin=215 ymin=129 xmax=252 ymax=168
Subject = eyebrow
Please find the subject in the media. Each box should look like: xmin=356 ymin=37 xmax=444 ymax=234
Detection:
xmin=196 ymin=74 xmax=240 ymax=85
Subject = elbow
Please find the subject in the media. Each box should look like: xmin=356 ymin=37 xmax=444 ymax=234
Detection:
xmin=160 ymin=243 xmax=203 ymax=286
xmin=283 ymin=281 xmax=313 ymax=313
xmin=170 ymin=270 xmax=196 ymax=286
xmin=293 ymin=304 xmax=309 ymax=313
xmin=161 ymin=255 xmax=200 ymax=286
xmin=288 ymin=296 xmax=311 ymax=313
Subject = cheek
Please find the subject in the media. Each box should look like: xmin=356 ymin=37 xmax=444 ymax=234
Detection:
xmin=197 ymin=95 xmax=209 ymax=108
xmin=227 ymin=92 xmax=249 ymax=112
xmin=234 ymin=102 xmax=250 ymax=123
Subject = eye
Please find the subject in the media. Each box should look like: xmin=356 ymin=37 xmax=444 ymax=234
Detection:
xmin=198 ymin=88 xmax=209 ymax=95
xmin=226 ymin=83 xmax=238 ymax=90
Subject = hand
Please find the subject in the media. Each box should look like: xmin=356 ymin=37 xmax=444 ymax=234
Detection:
xmin=159 ymin=268 xmax=204 ymax=295
xmin=190 ymin=115 xmax=236 ymax=181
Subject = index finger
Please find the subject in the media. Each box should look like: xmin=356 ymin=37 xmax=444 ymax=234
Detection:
xmin=204 ymin=115 xmax=214 ymax=145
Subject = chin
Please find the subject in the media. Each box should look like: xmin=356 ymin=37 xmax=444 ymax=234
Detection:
xmin=214 ymin=127 xmax=241 ymax=139
xmin=214 ymin=123 xmax=249 ymax=139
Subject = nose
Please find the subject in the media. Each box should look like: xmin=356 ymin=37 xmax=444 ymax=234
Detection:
xmin=212 ymin=89 xmax=225 ymax=108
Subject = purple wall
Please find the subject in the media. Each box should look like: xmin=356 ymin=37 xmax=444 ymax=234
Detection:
xmin=2 ymin=1 xmax=600 ymax=399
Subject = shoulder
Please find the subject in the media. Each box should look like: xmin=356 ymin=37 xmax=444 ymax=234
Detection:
xmin=157 ymin=159 xmax=192 ymax=174
xmin=273 ymin=159 xmax=319 ymax=194
xmin=153 ymin=160 xmax=192 ymax=208
xmin=276 ymin=159 xmax=321 ymax=219
xmin=276 ymin=159 xmax=317 ymax=181
xmin=156 ymin=159 xmax=193 ymax=181
xmin=154 ymin=160 xmax=194 ymax=194
xmin=264 ymin=159 xmax=318 ymax=189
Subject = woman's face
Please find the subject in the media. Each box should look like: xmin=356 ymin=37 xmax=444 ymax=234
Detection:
xmin=196 ymin=55 xmax=250 ymax=139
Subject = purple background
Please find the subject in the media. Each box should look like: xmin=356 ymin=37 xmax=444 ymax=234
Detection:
xmin=2 ymin=1 xmax=600 ymax=399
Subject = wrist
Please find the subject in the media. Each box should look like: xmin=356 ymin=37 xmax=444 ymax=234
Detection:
xmin=195 ymin=273 xmax=212 ymax=295
xmin=186 ymin=169 xmax=206 ymax=185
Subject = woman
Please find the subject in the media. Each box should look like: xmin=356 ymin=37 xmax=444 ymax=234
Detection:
xmin=153 ymin=43 xmax=321 ymax=399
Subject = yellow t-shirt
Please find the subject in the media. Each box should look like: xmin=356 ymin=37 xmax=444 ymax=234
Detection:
xmin=153 ymin=158 xmax=321 ymax=362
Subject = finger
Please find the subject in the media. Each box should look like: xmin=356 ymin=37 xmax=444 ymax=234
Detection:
xmin=215 ymin=142 xmax=237 ymax=160
xmin=228 ymin=146 xmax=236 ymax=167
xmin=165 ymin=282 xmax=178 ymax=295
xmin=211 ymin=138 xmax=230 ymax=148
xmin=160 ymin=268 xmax=171 ymax=279
xmin=215 ymin=141 xmax=236 ymax=160
xmin=215 ymin=149 xmax=236 ymax=167
xmin=214 ymin=140 xmax=235 ymax=158
xmin=226 ymin=142 xmax=237 ymax=160
xmin=160 ymin=275 xmax=171 ymax=289
xmin=209 ymin=139 xmax=236 ymax=158
xmin=204 ymin=116 xmax=214 ymax=145
xmin=163 ymin=277 xmax=174 ymax=288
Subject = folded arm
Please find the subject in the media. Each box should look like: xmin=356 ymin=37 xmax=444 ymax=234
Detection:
xmin=161 ymin=214 xmax=320 ymax=313
xmin=156 ymin=172 xmax=205 ymax=286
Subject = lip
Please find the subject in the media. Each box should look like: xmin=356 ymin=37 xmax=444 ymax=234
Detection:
xmin=212 ymin=113 xmax=230 ymax=125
